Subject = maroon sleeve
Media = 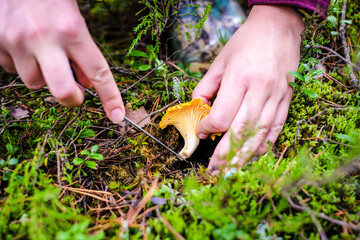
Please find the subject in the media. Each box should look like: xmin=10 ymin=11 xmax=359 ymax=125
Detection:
xmin=248 ymin=0 xmax=331 ymax=20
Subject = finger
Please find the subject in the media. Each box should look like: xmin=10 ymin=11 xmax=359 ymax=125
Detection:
xmin=191 ymin=59 xmax=225 ymax=105
xmin=35 ymin=46 xmax=84 ymax=107
xmin=12 ymin=53 xmax=45 ymax=90
xmin=71 ymin=62 xmax=92 ymax=89
xmin=196 ymin=70 xmax=246 ymax=139
xmin=209 ymin=89 xmax=269 ymax=168
xmin=67 ymin=36 xmax=124 ymax=123
xmin=257 ymin=89 xmax=293 ymax=155
xmin=0 ymin=51 xmax=16 ymax=73
xmin=208 ymin=131 xmax=232 ymax=171
xmin=230 ymin=96 xmax=280 ymax=166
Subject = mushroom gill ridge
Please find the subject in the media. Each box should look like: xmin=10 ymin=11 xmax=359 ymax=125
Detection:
xmin=159 ymin=98 xmax=221 ymax=159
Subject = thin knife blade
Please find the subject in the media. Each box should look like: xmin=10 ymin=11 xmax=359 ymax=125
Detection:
xmin=82 ymin=85 xmax=185 ymax=161
xmin=123 ymin=116 xmax=186 ymax=162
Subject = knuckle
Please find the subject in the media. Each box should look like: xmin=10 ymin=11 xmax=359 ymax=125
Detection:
xmin=232 ymin=122 xmax=247 ymax=136
xmin=260 ymin=77 xmax=275 ymax=89
xmin=208 ymin=117 xmax=230 ymax=132
xmin=256 ymin=125 xmax=270 ymax=138
xmin=4 ymin=29 xmax=23 ymax=48
xmin=88 ymin=65 xmax=112 ymax=84
xmin=57 ymin=16 xmax=84 ymax=38
xmin=27 ymin=24 xmax=49 ymax=40
xmin=241 ymin=73 xmax=275 ymax=89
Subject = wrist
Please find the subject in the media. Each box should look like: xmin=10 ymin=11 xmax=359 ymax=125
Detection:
xmin=247 ymin=5 xmax=305 ymax=37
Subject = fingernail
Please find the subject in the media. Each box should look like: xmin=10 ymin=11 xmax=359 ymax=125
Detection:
xmin=198 ymin=133 xmax=208 ymax=139
xmin=110 ymin=108 xmax=124 ymax=123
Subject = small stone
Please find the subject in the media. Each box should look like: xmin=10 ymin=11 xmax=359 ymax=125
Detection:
xmin=150 ymin=196 xmax=167 ymax=205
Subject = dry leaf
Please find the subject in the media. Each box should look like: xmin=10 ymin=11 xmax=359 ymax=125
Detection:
xmin=119 ymin=106 xmax=150 ymax=133
xmin=10 ymin=106 xmax=29 ymax=119
xmin=44 ymin=96 xmax=58 ymax=104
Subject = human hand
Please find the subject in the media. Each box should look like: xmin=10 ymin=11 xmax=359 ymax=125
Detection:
xmin=192 ymin=5 xmax=304 ymax=169
xmin=0 ymin=0 xmax=124 ymax=123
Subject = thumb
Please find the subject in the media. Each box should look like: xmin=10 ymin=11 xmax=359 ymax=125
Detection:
xmin=196 ymin=114 xmax=212 ymax=139
xmin=191 ymin=63 xmax=223 ymax=104
xmin=196 ymin=111 xmax=229 ymax=139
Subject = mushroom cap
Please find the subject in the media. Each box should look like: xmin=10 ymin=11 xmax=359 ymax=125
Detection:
xmin=159 ymin=98 xmax=221 ymax=159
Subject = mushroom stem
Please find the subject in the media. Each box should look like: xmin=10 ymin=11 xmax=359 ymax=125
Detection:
xmin=178 ymin=132 xmax=200 ymax=159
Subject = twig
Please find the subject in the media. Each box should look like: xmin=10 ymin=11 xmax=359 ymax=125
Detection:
xmin=317 ymin=158 xmax=360 ymax=186
xmin=125 ymin=177 xmax=158 ymax=226
xmin=43 ymin=109 xmax=71 ymax=186
xmin=288 ymin=195 xmax=328 ymax=239
xmin=55 ymin=185 xmax=114 ymax=195
xmin=55 ymin=184 xmax=112 ymax=202
xmin=147 ymin=98 xmax=181 ymax=118
xmin=338 ymin=0 xmax=360 ymax=91
xmin=57 ymin=106 xmax=82 ymax=142
xmin=0 ymin=83 xmax=25 ymax=90
xmin=275 ymin=146 xmax=289 ymax=170
xmin=120 ymin=64 xmax=163 ymax=94
xmin=311 ymin=45 xmax=360 ymax=71
xmin=323 ymin=73 xmax=351 ymax=89
xmin=285 ymin=193 xmax=360 ymax=232
xmin=110 ymin=67 xmax=136 ymax=77
xmin=156 ymin=206 xmax=185 ymax=240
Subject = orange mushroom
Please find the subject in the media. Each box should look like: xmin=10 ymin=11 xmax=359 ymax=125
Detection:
xmin=159 ymin=98 xmax=221 ymax=159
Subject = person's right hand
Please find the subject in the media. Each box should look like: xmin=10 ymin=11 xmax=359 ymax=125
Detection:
xmin=0 ymin=0 xmax=124 ymax=123
xmin=192 ymin=5 xmax=304 ymax=170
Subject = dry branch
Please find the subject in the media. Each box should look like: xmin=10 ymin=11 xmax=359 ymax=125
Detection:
xmin=339 ymin=0 xmax=360 ymax=91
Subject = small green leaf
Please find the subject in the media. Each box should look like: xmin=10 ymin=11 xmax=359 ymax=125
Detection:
xmin=8 ymin=158 xmax=18 ymax=166
xmin=289 ymin=71 xmax=304 ymax=81
xmin=289 ymin=82 xmax=299 ymax=89
xmin=190 ymin=72 xmax=203 ymax=78
xmin=6 ymin=144 xmax=18 ymax=155
xmin=340 ymin=20 xmax=352 ymax=24
xmin=72 ymin=157 xmax=84 ymax=165
xmin=302 ymin=63 xmax=311 ymax=72
xmin=90 ymin=153 xmax=104 ymax=161
xmin=84 ymin=161 xmax=98 ymax=169
xmin=14 ymin=175 xmax=23 ymax=181
xmin=331 ymin=31 xmax=339 ymax=36
xmin=138 ymin=64 xmax=152 ymax=71
xmin=310 ymin=79 xmax=323 ymax=86
xmin=185 ymin=32 xmax=191 ymax=42
xmin=3 ymin=170 xmax=11 ymax=181
xmin=80 ymin=150 xmax=90 ymax=156
xmin=167 ymin=71 xmax=181 ymax=79
xmin=0 ymin=159 xmax=6 ymax=168
xmin=327 ymin=15 xmax=337 ymax=24
xmin=49 ymin=107 xmax=57 ymax=116
xmin=130 ymin=50 xmax=149 ymax=58
xmin=311 ymin=70 xmax=324 ymax=77
xmin=303 ymin=89 xmax=318 ymax=98
xmin=336 ymin=134 xmax=356 ymax=144
xmin=91 ymin=145 xmax=99 ymax=153
xmin=79 ymin=129 xmax=96 ymax=138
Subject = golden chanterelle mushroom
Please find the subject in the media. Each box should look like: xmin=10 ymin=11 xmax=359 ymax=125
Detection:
xmin=159 ymin=98 xmax=221 ymax=159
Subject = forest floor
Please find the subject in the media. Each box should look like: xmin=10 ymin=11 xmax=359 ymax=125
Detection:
xmin=0 ymin=0 xmax=360 ymax=239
